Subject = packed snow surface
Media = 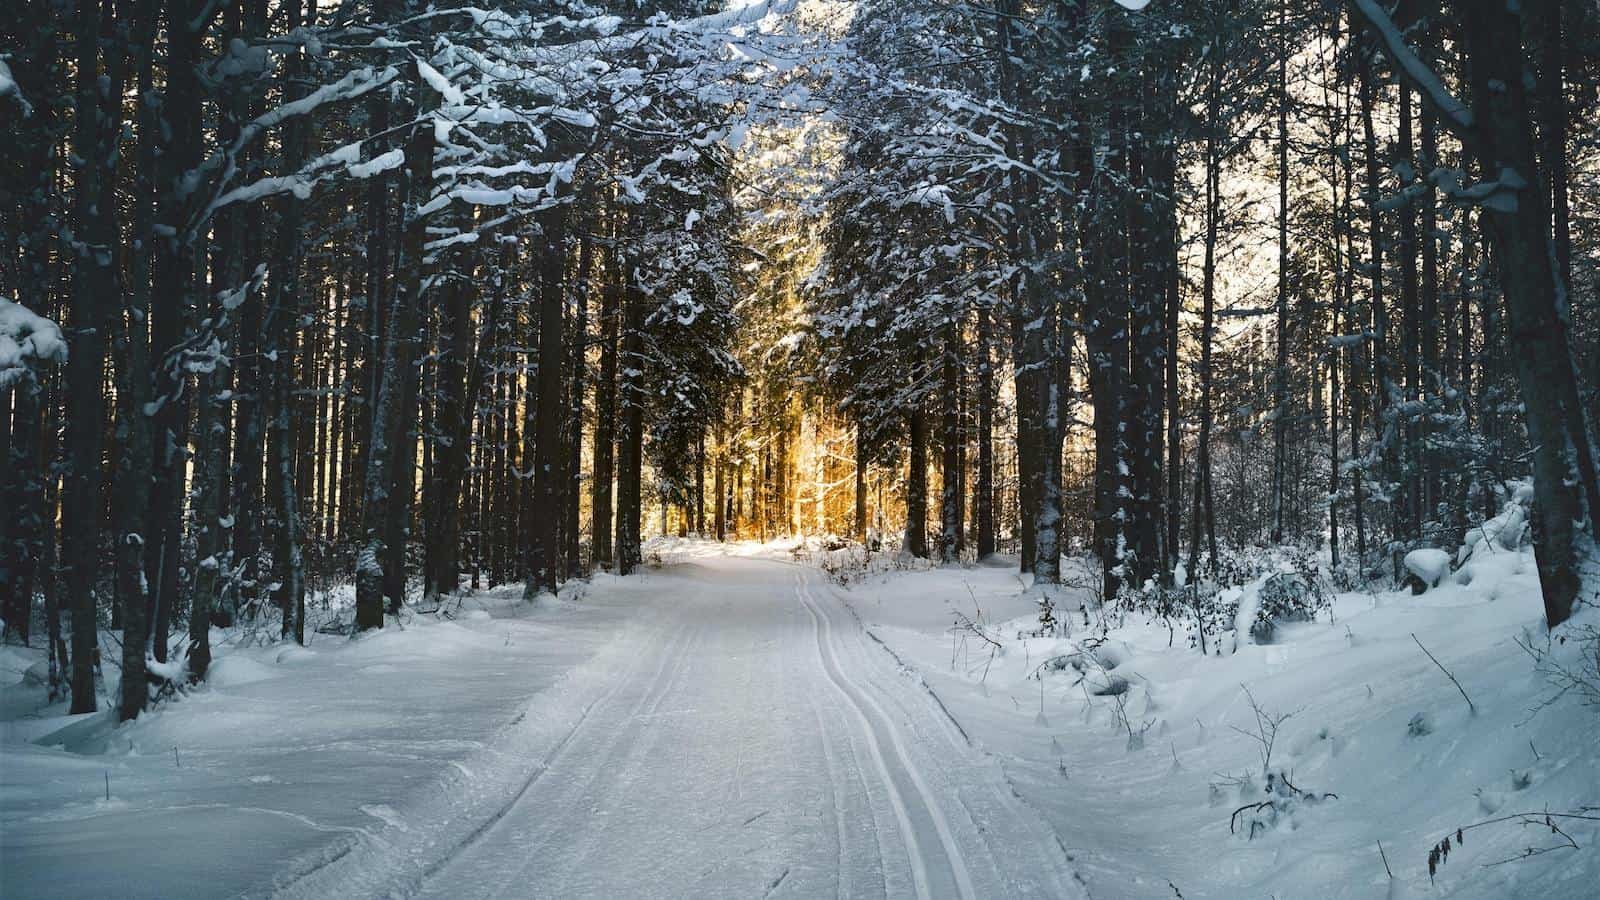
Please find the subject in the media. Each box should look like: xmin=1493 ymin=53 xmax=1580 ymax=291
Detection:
xmin=2 ymin=557 xmax=1079 ymax=899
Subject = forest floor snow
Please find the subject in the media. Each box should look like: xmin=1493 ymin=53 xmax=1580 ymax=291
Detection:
xmin=1 ymin=539 xmax=1596 ymax=899
xmin=2 ymin=554 xmax=1083 ymax=900
xmin=821 ymin=544 xmax=1600 ymax=900
xmin=0 ymin=576 xmax=649 ymax=899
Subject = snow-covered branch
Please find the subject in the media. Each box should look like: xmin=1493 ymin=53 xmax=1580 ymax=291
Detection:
xmin=1345 ymin=0 xmax=1473 ymax=138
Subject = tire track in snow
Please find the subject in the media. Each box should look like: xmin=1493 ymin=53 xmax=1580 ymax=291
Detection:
xmin=270 ymin=610 xmax=689 ymax=900
xmin=429 ymin=617 xmax=702 ymax=899
xmin=794 ymin=571 xmax=978 ymax=900
xmin=525 ymin=615 xmax=712 ymax=890
xmin=813 ymin=573 xmax=1088 ymax=899
xmin=802 ymin=652 xmax=853 ymax=897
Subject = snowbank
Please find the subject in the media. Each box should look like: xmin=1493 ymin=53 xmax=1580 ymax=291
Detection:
xmin=0 ymin=579 xmax=657 ymax=900
xmin=836 ymin=525 xmax=1600 ymax=898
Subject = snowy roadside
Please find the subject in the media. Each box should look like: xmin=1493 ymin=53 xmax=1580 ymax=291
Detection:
xmin=828 ymin=548 xmax=1600 ymax=899
xmin=0 ymin=575 xmax=661 ymax=900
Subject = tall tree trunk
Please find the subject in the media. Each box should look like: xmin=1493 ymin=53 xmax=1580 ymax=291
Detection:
xmin=975 ymin=304 xmax=996 ymax=559
xmin=356 ymin=87 xmax=434 ymax=629
xmin=1272 ymin=3 xmax=1291 ymax=545
xmin=425 ymin=262 xmax=502 ymax=602
xmin=526 ymin=203 xmax=569 ymax=598
xmin=615 ymin=275 xmax=645 ymax=575
xmin=1398 ymin=84 xmax=1422 ymax=546
xmin=0 ymin=6 xmax=61 ymax=647
xmin=565 ymin=227 xmax=593 ymax=576
xmin=267 ymin=0 xmax=308 ymax=642
xmin=1357 ymin=46 xmax=1396 ymax=560
xmin=939 ymin=322 xmax=963 ymax=563
xmin=1187 ymin=59 xmax=1222 ymax=580
xmin=1348 ymin=0 xmax=1600 ymax=624
xmin=853 ymin=424 xmax=867 ymax=542
xmin=591 ymin=242 xmax=620 ymax=569
xmin=715 ymin=425 xmax=728 ymax=542
xmin=64 ymin=0 xmax=123 ymax=714
xmin=1456 ymin=0 xmax=1596 ymax=625
xmin=1124 ymin=38 xmax=1171 ymax=593
xmin=905 ymin=404 xmax=928 ymax=559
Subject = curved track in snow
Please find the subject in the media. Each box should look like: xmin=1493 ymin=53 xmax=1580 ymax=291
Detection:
xmin=270 ymin=554 xmax=1083 ymax=899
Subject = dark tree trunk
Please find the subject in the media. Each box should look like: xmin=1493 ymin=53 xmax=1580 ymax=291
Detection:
xmin=425 ymin=264 xmax=502 ymax=602
xmin=615 ymin=277 xmax=645 ymax=575
xmin=591 ymin=244 xmax=620 ymax=569
xmin=715 ymin=425 xmax=727 ymax=542
xmin=1455 ymin=0 xmax=1596 ymax=626
xmin=565 ymin=227 xmax=593 ymax=576
xmin=1187 ymin=57 xmax=1222 ymax=580
xmin=1357 ymin=47 xmax=1396 ymax=560
xmin=1397 ymin=85 xmax=1421 ymax=544
xmin=526 ymin=203 xmax=569 ymax=598
xmin=0 ymin=8 xmax=60 ymax=647
xmin=1272 ymin=3 xmax=1291 ymax=545
xmin=356 ymin=98 xmax=434 ymax=629
xmin=267 ymin=0 xmax=308 ymax=642
xmin=939 ymin=322 xmax=964 ymax=563
xmin=905 ymin=405 xmax=928 ymax=559
xmin=64 ymin=0 xmax=124 ymax=715
xmin=975 ymin=304 xmax=996 ymax=559
xmin=1349 ymin=0 xmax=1600 ymax=625
xmin=853 ymin=424 xmax=867 ymax=542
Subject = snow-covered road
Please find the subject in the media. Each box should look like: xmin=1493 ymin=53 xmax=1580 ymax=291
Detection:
xmin=275 ymin=556 xmax=1082 ymax=899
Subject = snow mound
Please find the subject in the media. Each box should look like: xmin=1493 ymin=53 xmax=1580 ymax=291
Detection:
xmin=1404 ymin=548 xmax=1452 ymax=590
xmin=275 ymin=645 xmax=317 ymax=665
xmin=208 ymin=655 xmax=281 ymax=687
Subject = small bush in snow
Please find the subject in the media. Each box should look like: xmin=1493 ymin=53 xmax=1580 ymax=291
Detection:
xmin=1108 ymin=546 xmax=1330 ymax=653
xmin=1249 ymin=553 xmax=1333 ymax=644
xmin=1228 ymin=770 xmax=1338 ymax=840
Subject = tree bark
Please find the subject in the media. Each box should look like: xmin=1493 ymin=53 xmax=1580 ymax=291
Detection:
xmin=591 ymin=241 xmax=620 ymax=569
xmin=939 ymin=322 xmax=964 ymax=563
xmin=63 ymin=0 xmax=123 ymax=714
xmin=905 ymin=404 xmax=928 ymax=559
xmin=526 ymin=203 xmax=569 ymax=598
xmin=975 ymin=304 xmax=996 ymax=559
xmin=615 ymin=272 xmax=645 ymax=575
xmin=356 ymin=87 xmax=434 ymax=629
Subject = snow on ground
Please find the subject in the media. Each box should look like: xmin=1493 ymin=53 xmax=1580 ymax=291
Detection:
xmin=2 ymin=553 xmax=1085 ymax=900
xmin=2 ymin=529 xmax=1595 ymax=900
xmin=270 ymin=553 xmax=1081 ymax=900
xmin=0 ymin=576 xmax=654 ymax=900
xmin=831 ymin=545 xmax=1600 ymax=899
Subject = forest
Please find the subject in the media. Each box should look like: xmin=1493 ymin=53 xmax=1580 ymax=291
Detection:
xmin=1 ymin=0 xmax=1598 ymax=896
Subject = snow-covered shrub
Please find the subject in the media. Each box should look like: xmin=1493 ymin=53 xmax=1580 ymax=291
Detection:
xmin=0 ymin=297 xmax=67 ymax=389
xmin=1247 ymin=550 xmax=1333 ymax=644
xmin=811 ymin=540 xmax=932 ymax=586
xmin=1403 ymin=547 xmax=1453 ymax=593
xmin=1228 ymin=770 xmax=1338 ymax=840
xmin=1109 ymin=547 xmax=1330 ymax=653
xmin=1448 ymin=482 xmax=1535 ymax=591
xmin=1456 ymin=481 xmax=1533 ymax=566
